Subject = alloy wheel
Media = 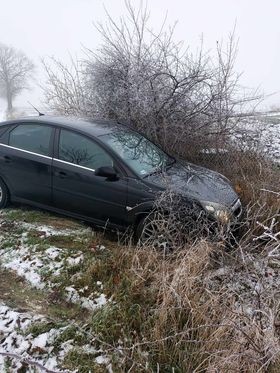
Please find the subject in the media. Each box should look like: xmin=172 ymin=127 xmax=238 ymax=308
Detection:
xmin=139 ymin=213 xmax=180 ymax=254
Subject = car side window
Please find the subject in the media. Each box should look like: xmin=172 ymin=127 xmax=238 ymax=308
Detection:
xmin=9 ymin=124 xmax=53 ymax=156
xmin=0 ymin=125 xmax=10 ymax=138
xmin=58 ymin=129 xmax=113 ymax=170
xmin=0 ymin=125 xmax=11 ymax=143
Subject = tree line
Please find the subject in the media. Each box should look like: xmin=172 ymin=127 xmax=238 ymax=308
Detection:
xmin=0 ymin=43 xmax=34 ymax=117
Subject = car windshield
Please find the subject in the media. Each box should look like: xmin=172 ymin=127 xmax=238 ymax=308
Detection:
xmin=100 ymin=131 xmax=174 ymax=177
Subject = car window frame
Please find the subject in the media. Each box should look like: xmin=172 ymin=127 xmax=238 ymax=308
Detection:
xmin=53 ymin=127 xmax=127 ymax=176
xmin=6 ymin=122 xmax=55 ymax=158
xmin=0 ymin=125 xmax=11 ymax=140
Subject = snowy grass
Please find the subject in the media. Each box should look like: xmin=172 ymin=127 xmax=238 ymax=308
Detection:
xmin=234 ymin=115 xmax=280 ymax=162
xmin=0 ymin=208 xmax=115 ymax=372
xmin=0 ymin=209 xmax=109 ymax=311
xmin=0 ymin=304 xmax=111 ymax=372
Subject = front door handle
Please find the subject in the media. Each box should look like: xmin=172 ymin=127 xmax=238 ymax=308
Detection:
xmin=0 ymin=155 xmax=12 ymax=163
xmin=56 ymin=171 xmax=68 ymax=179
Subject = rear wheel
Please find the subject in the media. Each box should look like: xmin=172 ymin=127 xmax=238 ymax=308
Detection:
xmin=0 ymin=179 xmax=9 ymax=209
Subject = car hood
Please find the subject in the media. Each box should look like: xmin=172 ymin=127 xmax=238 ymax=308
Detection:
xmin=146 ymin=161 xmax=238 ymax=207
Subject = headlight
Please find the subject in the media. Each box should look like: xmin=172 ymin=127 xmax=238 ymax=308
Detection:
xmin=201 ymin=201 xmax=231 ymax=224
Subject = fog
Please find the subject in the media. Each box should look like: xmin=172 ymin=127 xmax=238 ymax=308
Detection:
xmin=0 ymin=0 xmax=280 ymax=111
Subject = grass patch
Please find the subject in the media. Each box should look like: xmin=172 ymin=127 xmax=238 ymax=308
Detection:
xmin=0 ymin=268 xmax=89 ymax=321
xmin=46 ymin=234 xmax=89 ymax=251
xmin=2 ymin=206 xmax=84 ymax=230
xmin=53 ymin=325 xmax=88 ymax=352
xmin=4 ymin=357 xmax=13 ymax=372
xmin=63 ymin=350 xmax=106 ymax=373
xmin=25 ymin=321 xmax=61 ymax=337
xmin=23 ymin=230 xmax=89 ymax=252
xmin=2 ymin=207 xmax=53 ymax=224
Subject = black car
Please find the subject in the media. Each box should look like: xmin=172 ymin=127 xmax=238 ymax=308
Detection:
xmin=0 ymin=116 xmax=242 ymax=241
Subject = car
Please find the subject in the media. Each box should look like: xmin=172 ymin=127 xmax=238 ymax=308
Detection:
xmin=0 ymin=116 xmax=242 ymax=244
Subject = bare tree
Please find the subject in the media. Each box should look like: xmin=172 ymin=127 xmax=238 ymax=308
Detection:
xmin=43 ymin=1 xmax=259 ymax=155
xmin=42 ymin=56 xmax=91 ymax=117
xmin=0 ymin=43 xmax=34 ymax=115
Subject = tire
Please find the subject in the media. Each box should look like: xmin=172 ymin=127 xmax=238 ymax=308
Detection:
xmin=136 ymin=211 xmax=179 ymax=253
xmin=136 ymin=207 xmax=217 ymax=252
xmin=0 ymin=178 xmax=9 ymax=209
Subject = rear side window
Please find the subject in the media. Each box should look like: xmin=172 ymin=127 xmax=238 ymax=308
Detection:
xmin=9 ymin=124 xmax=53 ymax=156
xmin=59 ymin=129 xmax=113 ymax=170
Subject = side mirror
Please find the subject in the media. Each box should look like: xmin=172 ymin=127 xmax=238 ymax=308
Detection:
xmin=95 ymin=166 xmax=118 ymax=180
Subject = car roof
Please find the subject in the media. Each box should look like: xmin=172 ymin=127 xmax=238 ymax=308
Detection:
xmin=0 ymin=115 xmax=128 ymax=137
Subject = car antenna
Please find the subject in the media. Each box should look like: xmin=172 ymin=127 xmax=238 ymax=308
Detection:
xmin=27 ymin=101 xmax=45 ymax=116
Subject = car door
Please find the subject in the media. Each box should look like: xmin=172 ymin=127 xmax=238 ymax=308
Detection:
xmin=0 ymin=122 xmax=54 ymax=205
xmin=52 ymin=128 xmax=128 ymax=227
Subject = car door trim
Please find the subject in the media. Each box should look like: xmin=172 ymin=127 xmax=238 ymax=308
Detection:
xmin=53 ymin=158 xmax=96 ymax=172
xmin=0 ymin=143 xmax=52 ymax=160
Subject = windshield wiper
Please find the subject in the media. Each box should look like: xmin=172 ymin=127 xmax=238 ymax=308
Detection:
xmin=143 ymin=158 xmax=176 ymax=178
xmin=166 ymin=157 xmax=176 ymax=168
xmin=143 ymin=167 xmax=163 ymax=178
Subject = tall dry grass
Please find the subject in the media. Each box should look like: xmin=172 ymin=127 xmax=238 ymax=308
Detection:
xmin=117 ymin=233 xmax=274 ymax=371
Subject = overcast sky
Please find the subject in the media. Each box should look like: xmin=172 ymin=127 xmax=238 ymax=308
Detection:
xmin=0 ymin=0 xmax=280 ymax=111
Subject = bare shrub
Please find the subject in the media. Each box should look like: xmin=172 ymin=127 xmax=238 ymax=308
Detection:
xmin=43 ymin=1 xmax=259 ymax=155
xmin=137 ymin=188 xmax=229 ymax=253
xmin=186 ymin=143 xmax=279 ymax=221
xmin=42 ymin=57 xmax=91 ymax=117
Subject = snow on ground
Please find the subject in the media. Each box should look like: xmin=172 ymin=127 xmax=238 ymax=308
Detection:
xmin=199 ymin=113 xmax=280 ymax=163
xmin=0 ymin=211 xmax=108 ymax=311
xmin=65 ymin=286 xmax=107 ymax=311
xmin=233 ymin=113 xmax=280 ymax=162
xmin=0 ymin=304 xmax=110 ymax=372
xmin=1 ymin=243 xmax=68 ymax=289
xmin=0 ymin=210 xmax=113 ymax=371
xmin=21 ymin=222 xmax=88 ymax=238
xmin=0 ymin=304 xmax=70 ymax=372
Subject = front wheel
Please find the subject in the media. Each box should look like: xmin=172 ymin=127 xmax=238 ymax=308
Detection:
xmin=136 ymin=211 xmax=180 ymax=253
xmin=0 ymin=178 xmax=9 ymax=209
